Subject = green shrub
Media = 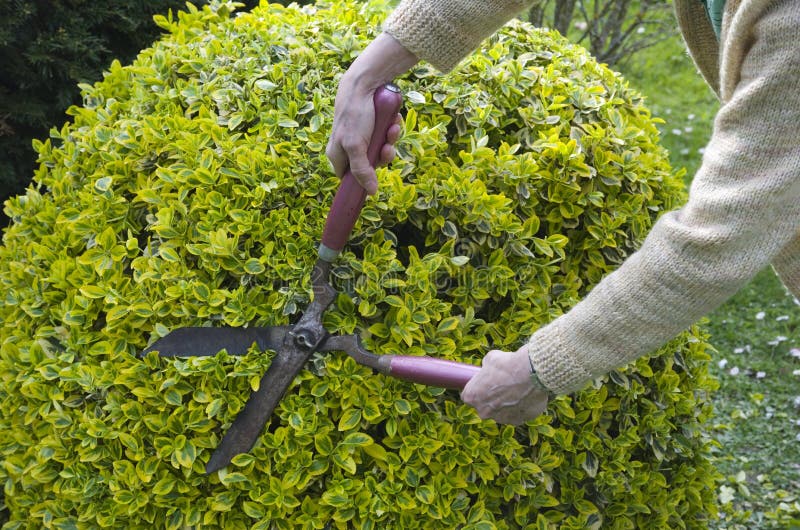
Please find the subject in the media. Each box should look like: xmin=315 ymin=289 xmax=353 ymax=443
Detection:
xmin=0 ymin=1 xmax=719 ymax=528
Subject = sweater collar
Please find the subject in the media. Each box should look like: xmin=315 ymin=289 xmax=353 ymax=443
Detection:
xmin=698 ymin=0 xmax=725 ymax=38
xmin=674 ymin=0 xmax=721 ymax=95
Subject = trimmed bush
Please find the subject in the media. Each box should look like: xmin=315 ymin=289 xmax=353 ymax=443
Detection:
xmin=0 ymin=1 xmax=719 ymax=528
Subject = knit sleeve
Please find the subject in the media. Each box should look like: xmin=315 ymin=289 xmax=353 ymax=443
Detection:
xmin=382 ymin=0 xmax=532 ymax=73
xmin=527 ymin=0 xmax=800 ymax=395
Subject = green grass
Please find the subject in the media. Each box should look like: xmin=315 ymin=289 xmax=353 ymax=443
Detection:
xmin=706 ymin=269 xmax=800 ymax=528
xmin=618 ymin=30 xmax=800 ymax=529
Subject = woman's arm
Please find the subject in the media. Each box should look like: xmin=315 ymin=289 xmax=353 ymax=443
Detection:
xmin=325 ymin=33 xmax=418 ymax=195
xmin=326 ymin=0 xmax=532 ymax=193
xmin=464 ymin=0 xmax=800 ymax=420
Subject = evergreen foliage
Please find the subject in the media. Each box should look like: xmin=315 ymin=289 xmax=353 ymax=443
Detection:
xmin=0 ymin=1 xmax=719 ymax=527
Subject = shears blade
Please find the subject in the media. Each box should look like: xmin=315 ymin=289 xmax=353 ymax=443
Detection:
xmin=142 ymin=326 xmax=291 ymax=358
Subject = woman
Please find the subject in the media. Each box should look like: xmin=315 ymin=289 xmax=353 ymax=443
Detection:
xmin=326 ymin=0 xmax=800 ymax=424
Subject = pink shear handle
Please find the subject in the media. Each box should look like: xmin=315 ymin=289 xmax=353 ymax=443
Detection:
xmin=384 ymin=355 xmax=480 ymax=390
xmin=318 ymin=84 xmax=403 ymax=262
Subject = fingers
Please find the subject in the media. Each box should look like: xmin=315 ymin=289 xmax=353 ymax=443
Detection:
xmin=326 ymin=140 xmax=348 ymax=179
xmin=326 ymin=113 xmax=402 ymax=195
xmin=388 ymin=114 xmax=402 ymax=142
xmin=460 ymin=350 xmax=507 ymax=405
xmin=378 ymin=118 xmax=402 ymax=165
xmin=474 ymin=397 xmax=547 ymax=425
xmin=469 ymin=392 xmax=548 ymax=425
xmin=478 ymin=405 xmax=528 ymax=426
xmin=378 ymin=144 xmax=396 ymax=168
xmin=461 ymin=348 xmax=549 ymax=425
xmin=347 ymin=152 xmax=379 ymax=196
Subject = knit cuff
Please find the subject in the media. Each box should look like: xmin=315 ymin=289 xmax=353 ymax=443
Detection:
xmin=382 ymin=0 xmax=477 ymax=73
xmin=526 ymin=319 xmax=594 ymax=395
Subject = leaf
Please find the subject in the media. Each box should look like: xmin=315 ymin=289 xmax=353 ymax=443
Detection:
xmin=315 ymin=434 xmax=334 ymax=455
xmin=394 ymin=399 xmax=411 ymax=415
xmin=153 ymin=477 xmax=175 ymax=496
xmin=581 ymin=451 xmax=599 ymax=478
xmin=106 ymin=305 xmax=130 ymax=322
xmin=219 ymin=472 xmax=250 ymax=486
xmin=164 ymin=388 xmax=183 ymax=406
xmin=332 ymin=452 xmax=357 ymax=474
xmin=227 ymin=452 xmax=255 ymax=468
xmin=442 ymin=221 xmax=458 ymax=238
xmin=165 ymin=510 xmax=183 ymax=530
xmin=322 ymin=490 xmax=352 ymax=508
xmin=243 ymin=501 xmax=265 ymax=519
xmin=405 ymin=91 xmax=426 ymax=104
xmin=437 ymin=317 xmax=460 ymax=333
xmin=278 ymin=118 xmax=299 ymax=128
xmin=160 ymin=246 xmax=180 ymax=262
xmin=719 ymin=485 xmax=736 ymax=504
xmin=574 ymin=499 xmax=598 ymax=514
xmin=255 ymin=79 xmax=277 ymax=91
xmin=244 ymin=258 xmax=265 ymax=274
xmin=310 ymin=381 xmax=329 ymax=397
xmin=79 ymin=285 xmax=106 ymax=299
xmin=337 ymin=409 xmax=361 ymax=431
xmin=94 ymin=176 xmax=113 ymax=192
xmin=173 ymin=440 xmax=196 ymax=469
xmin=211 ymin=491 xmax=237 ymax=512
xmin=384 ymin=295 xmax=404 ymax=307
xmin=363 ymin=443 xmax=387 ymax=462
xmin=415 ymin=485 xmax=435 ymax=504
xmin=340 ymin=433 xmax=373 ymax=447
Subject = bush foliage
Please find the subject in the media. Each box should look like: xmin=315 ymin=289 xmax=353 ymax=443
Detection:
xmin=0 ymin=1 xmax=719 ymax=528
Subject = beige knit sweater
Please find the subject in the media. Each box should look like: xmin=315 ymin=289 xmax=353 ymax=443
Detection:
xmin=384 ymin=0 xmax=800 ymax=394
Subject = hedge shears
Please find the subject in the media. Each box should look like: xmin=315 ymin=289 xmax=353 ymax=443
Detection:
xmin=143 ymin=84 xmax=480 ymax=474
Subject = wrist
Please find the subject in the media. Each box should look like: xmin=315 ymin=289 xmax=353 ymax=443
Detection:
xmin=344 ymin=33 xmax=418 ymax=90
xmin=524 ymin=346 xmax=556 ymax=399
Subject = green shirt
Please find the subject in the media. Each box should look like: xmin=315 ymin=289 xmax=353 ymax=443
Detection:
xmin=700 ymin=0 xmax=725 ymax=38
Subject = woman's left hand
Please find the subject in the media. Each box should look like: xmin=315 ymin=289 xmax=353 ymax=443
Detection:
xmin=461 ymin=346 xmax=550 ymax=425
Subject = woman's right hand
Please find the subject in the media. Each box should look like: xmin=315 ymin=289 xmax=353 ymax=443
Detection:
xmin=327 ymin=79 xmax=402 ymax=195
xmin=326 ymin=32 xmax=418 ymax=195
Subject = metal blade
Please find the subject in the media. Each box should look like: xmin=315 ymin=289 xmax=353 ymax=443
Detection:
xmin=205 ymin=343 xmax=313 ymax=473
xmin=317 ymin=334 xmax=383 ymax=372
xmin=141 ymin=326 xmax=291 ymax=357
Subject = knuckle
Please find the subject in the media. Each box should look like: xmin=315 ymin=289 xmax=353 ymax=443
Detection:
xmin=482 ymin=349 xmax=502 ymax=365
xmin=349 ymin=164 xmax=373 ymax=180
xmin=341 ymin=137 xmax=367 ymax=154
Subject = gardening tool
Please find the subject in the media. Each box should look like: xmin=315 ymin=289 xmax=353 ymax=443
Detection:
xmin=142 ymin=84 xmax=481 ymax=474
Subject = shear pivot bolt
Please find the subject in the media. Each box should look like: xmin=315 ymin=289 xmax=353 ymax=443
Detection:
xmin=292 ymin=329 xmax=318 ymax=350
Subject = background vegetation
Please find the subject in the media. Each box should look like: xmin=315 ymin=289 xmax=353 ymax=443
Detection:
xmin=0 ymin=0 xmax=269 ymax=226
xmin=527 ymin=0 xmax=676 ymax=67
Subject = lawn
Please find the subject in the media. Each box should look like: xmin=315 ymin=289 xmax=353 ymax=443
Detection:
xmin=619 ymin=26 xmax=800 ymax=529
